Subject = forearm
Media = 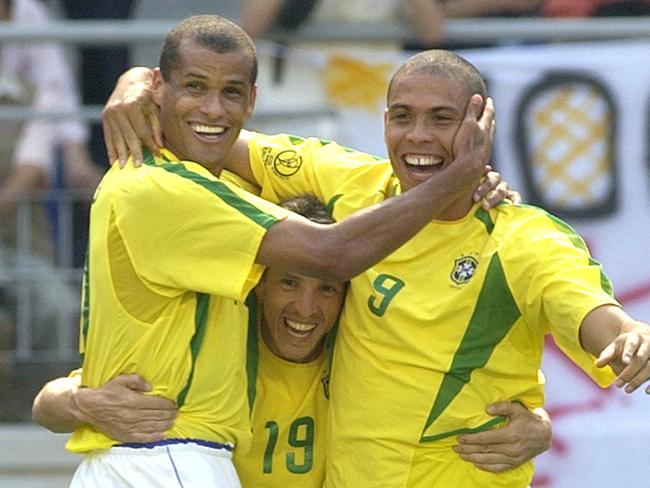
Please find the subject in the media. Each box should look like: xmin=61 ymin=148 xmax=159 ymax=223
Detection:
xmin=32 ymin=376 xmax=83 ymax=433
xmin=258 ymin=162 xmax=480 ymax=282
xmin=579 ymin=305 xmax=628 ymax=358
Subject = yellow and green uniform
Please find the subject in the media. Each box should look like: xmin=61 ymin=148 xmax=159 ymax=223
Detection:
xmin=247 ymin=132 xmax=618 ymax=487
xmin=236 ymin=297 xmax=330 ymax=487
xmin=67 ymin=148 xmax=288 ymax=454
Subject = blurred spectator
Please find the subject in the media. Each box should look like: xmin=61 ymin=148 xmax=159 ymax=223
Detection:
xmin=0 ymin=0 xmax=93 ymax=378
xmin=407 ymin=0 xmax=541 ymax=50
xmin=57 ymin=0 xmax=137 ymax=168
xmin=242 ymin=0 xmax=543 ymax=46
xmin=543 ymin=0 xmax=650 ymax=17
xmin=242 ymin=0 xmax=447 ymax=46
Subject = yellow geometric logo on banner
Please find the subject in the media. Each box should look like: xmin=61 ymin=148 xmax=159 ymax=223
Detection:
xmin=525 ymin=83 xmax=613 ymax=211
xmin=324 ymin=55 xmax=393 ymax=111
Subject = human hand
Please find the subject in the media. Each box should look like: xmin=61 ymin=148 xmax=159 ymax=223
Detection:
xmin=473 ymin=170 xmax=522 ymax=209
xmin=596 ymin=321 xmax=650 ymax=394
xmin=73 ymin=374 xmax=177 ymax=443
xmin=102 ymin=67 xmax=161 ymax=167
xmin=451 ymin=95 xmax=496 ymax=190
xmin=454 ymin=402 xmax=551 ymax=472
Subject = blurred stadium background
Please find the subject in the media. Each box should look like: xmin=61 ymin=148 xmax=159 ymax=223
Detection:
xmin=0 ymin=1 xmax=648 ymax=486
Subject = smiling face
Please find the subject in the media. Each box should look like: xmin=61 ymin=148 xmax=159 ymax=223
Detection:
xmin=384 ymin=72 xmax=472 ymax=193
xmin=152 ymin=38 xmax=256 ymax=173
xmin=255 ymin=268 xmax=346 ymax=363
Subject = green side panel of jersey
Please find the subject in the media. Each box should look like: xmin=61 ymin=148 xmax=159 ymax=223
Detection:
xmin=245 ymin=292 xmax=260 ymax=411
xmin=474 ymin=208 xmax=495 ymax=234
xmin=80 ymin=250 xmax=90 ymax=363
xmin=421 ymin=254 xmax=520 ymax=440
xmin=522 ymin=204 xmax=614 ymax=297
xmin=176 ymin=292 xmax=211 ymax=407
xmin=143 ymin=149 xmax=280 ymax=229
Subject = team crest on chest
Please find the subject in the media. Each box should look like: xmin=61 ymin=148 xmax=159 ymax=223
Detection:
xmin=450 ymin=256 xmax=478 ymax=285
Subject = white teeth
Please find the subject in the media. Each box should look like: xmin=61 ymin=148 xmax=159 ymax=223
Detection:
xmin=285 ymin=319 xmax=316 ymax=332
xmin=191 ymin=124 xmax=225 ymax=135
xmin=404 ymin=155 xmax=441 ymax=166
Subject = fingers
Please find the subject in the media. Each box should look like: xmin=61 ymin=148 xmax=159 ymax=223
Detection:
xmin=114 ymin=373 xmax=151 ymax=392
xmin=621 ymin=331 xmax=642 ymax=364
xmin=104 ymin=418 xmax=174 ymax=444
xmin=486 ymin=400 xmax=522 ymax=417
xmin=103 ymin=108 xmax=135 ymax=167
xmin=598 ymin=330 xmax=650 ymax=393
xmin=150 ymin=110 xmax=163 ymax=149
xmin=612 ymin=336 xmax=650 ymax=393
xmin=103 ymin=118 xmax=117 ymax=165
xmin=465 ymin=94 xmax=484 ymax=122
xmin=455 ymin=449 xmax=518 ymax=473
xmin=507 ymin=190 xmax=523 ymax=205
xmin=472 ymin=170 xmax=500 ymax=203
xmin=596 ymin=341 xmax=617 ymax=368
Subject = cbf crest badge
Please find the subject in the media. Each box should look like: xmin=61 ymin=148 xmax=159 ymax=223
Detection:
xmin=450 ymin=256 xmax=478 ymax=285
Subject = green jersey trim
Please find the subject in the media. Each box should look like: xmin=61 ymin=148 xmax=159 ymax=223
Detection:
xmin=176 ymin=292 xmax=210 ymax=407
xmin=421 ymin=415 xmax=506 ymax=442
xmin=80 ymin=249 xmax=90 ymax=363
xmin=245 ymin=292 xmax=260 ymax=411
xmin=521 ymin=204 xmax=614 ymax=296
xmin=142 ymin=149 xmax=281 ymax=229
xmin=421 ymin=253 xmax=520 ymax=441
xmin=326 ymin=194 xmax=343 ymax=217
xmin=474 ymin=208 xmax=495 ymax=234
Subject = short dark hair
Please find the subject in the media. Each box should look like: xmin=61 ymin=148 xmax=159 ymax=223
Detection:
xmin=388 ymin=50 xmax=486 ymax=103
xmin=159 ymin=15 xmax=258 ymax=84
xmin=279 ymin=194 xmax=335 ymax=224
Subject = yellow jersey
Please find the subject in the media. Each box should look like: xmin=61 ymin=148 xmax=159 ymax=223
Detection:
xmin=247 ymin=132 xmax=618 ymax=487
xmin=235 ymin=297 xmax=329 ymax=487
xmin=67 ymin=148 xmax=288 ymax=453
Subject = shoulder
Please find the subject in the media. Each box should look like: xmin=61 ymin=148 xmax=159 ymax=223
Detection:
xmin=249 ymin=131 xmax=389 ymax=169
xmin=492 ymin=203 xmax=589 ymax=256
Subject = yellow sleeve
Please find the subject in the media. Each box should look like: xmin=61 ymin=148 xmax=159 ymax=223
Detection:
xmin=111 ymin=162 xmax=288 ymax=300
xmin=509 ymin=207 xmax=618 ymax=386
xmin=247 ymin=132 xmax=392 ymax=212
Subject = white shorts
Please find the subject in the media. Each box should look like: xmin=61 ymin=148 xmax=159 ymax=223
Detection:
xmin=69 ymin=438 xmax=241 ymax=488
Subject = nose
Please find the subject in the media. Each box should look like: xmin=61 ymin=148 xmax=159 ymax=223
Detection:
xmin=293 ymin=287 xmax=319 ymax=318
xmin=406 ymin=118 xmax=433 ymax=144
xmin=200 ymin=92 xmax=225 ymax=119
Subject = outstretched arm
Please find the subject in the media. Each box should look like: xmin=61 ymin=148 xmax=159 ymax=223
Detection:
xmin=32 ymin=374 xmax=176 ymax=443
xmin=101 ymin=69 xmax=516 ymax=210
xmin=454 ymin=401 xmax=551 ymax=472
xmin=579 ymin=305 xmax=650 ymax=394
xmin=256 ymin=95 xmax=494 ymax=282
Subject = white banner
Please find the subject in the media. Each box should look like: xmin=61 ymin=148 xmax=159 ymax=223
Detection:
xmin=253 ymin=39 xmax=650 ymax=488
xmin=461 ymin=40 xmax=650 ymax=488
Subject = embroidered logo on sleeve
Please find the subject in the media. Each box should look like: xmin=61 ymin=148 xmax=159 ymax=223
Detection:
xmin=272 ymin=150 xmax=303 ymax=177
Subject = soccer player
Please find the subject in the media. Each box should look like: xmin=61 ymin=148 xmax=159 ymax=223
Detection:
xmin=39 ymin=15 xmax=503 ymax=487
xmin=34 ymin=193 xmax=553 ymax=487
xmin=102 ymin=50 xmax=650 ymax=487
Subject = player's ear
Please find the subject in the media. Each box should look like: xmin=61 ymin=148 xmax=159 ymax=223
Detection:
xmin=245 ymin=84 xmax=257 ymax=120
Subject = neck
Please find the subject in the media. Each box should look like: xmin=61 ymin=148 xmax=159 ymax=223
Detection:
xmin=436 ymin=193 xmax=475 ymax=221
